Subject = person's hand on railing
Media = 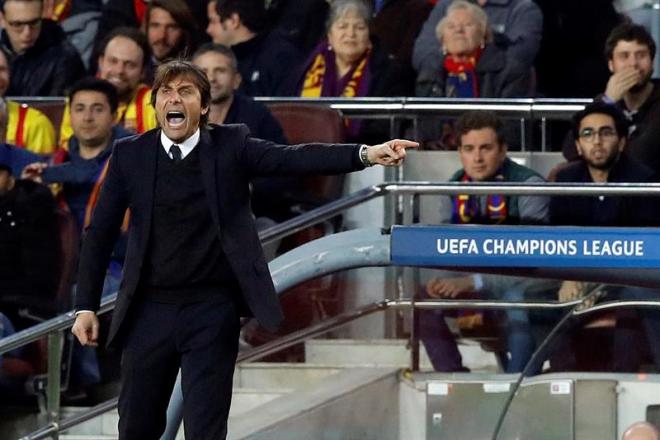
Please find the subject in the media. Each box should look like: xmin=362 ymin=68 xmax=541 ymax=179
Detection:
xmin=426 ymin=276 xmax=476 ymax=298
xmin=71 ymin=312 xmax=100 ymax=347
xmin=365 ymin=139 xmax=419 ymax=166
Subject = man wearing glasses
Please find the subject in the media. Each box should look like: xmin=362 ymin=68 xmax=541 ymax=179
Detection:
xmin=549 ymin=101 xmax=660 ymax=372
xmin=0 ymin=0 xmax=85 ymax=96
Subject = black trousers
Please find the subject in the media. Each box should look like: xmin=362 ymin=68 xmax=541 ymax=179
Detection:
xmin=118 ymin=297 xmax=240 ymax=439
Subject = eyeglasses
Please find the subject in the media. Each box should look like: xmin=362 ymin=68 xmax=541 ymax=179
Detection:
xmin=578 ymin=126 xmax=618 ymax=142
xmin=6 ymin=18 xmax=42 ymax=31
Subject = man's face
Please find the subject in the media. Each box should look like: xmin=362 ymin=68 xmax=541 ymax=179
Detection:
xmin=155 ymin=75 xmax=208 ymax=143
xmin=206 ymin=1 xmax=226 ymax=44
xmin=70 ymin=90 xmax=115 ymax=150
xmin=458 ymin=127 xmax=507 ymax=181
xmin=98 ymin=36 xmax=144 ymax=99
xmin=193 ymin=51 xmax=240 ymax=104
xmin=0 ymin=51 xmax=11 ymax=96
xmin=147 ymin=7 xmax=183 ymax=61
xmin=0 ymin=0 xmax=42 ymax=55
xmin=608 ymin=40 xmax=654 ymax=91
xmin=575 ymin=113 xmax=624 ymax=171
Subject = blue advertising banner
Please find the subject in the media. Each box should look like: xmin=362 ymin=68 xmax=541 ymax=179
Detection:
xmin=390 ymin=225 xmax=660 ymax=268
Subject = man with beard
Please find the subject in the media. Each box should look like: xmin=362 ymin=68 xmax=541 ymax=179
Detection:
xmin=565 ymin=24 xmax=660 ymax=171
xmin=59 ymin=27 xmax=157 ymax=149
xmin=550 ymin=102 xmax=660 ymax=372
xmin=191 ymin=43 xmax=285 ymax=143
xmin=144 ymin=0 xmax=199 ymax=82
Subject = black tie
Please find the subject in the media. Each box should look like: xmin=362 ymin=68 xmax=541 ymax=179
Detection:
xmin=170 ymin=144 xmax=182 ymax=163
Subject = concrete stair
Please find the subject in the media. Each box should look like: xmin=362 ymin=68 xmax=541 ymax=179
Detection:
xmin=56 ymin=338 xmax=498 ymax=439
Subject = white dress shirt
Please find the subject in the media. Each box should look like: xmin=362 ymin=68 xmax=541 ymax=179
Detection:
xmin=161 ymin=128 xmax=200 ymax=159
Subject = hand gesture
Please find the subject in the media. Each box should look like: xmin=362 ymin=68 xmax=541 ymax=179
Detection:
xmin=71 ymin=312 xmax=100 ymax=347
xmin=426 ymin=276 xmax=476 ymax=298
xmin=21 ymin=162 xmax=48 ymax=183
xmin=366 ymin=139 xmax=419 ymax=166
xmin=604 ymin=68 xmax=641 ymax=102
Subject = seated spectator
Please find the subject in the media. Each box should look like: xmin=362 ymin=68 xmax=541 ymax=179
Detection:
xmin=551 ymin=102 xmax=660 ymax=372
xmin=92 ymin=0 xmax=208 ymax=69
xmin=191 ymin=44 xmax=286 ymax=143
xmin=212 ymin=0 xmax=303 ymax=96
xmin=144 ymin=0 xmax=200 ymax=81
xmin=0 ymin=158 xmax=59 ymax=322
xmin=59 ymin=27 xmax=158 ymax=149
xmin=0 ymin=50 xmax=56 ymax=155
xmin=564 ymin=24 xmax=660 ymax=172
xmin=292 ymin=0 xmax=406 ymax=99
xmin=27 ymin=78 xmax=131 ymax=234
xmin=420 ymin=110 xmax=552 ymax=373
xmin=289 ymin=0 xmax=405 ymax=140
xmin=413 ymin=0 xmax=542 ymax=75
xmin=415 ymin=0 xmax=531 ymax=98
xmin=0 ymin=0 xmax=85 ymax=96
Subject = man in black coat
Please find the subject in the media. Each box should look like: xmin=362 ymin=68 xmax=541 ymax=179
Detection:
xmin=70 ymin=59 xmax=416 ymax=439
xmin=211 ymin=0 xmax=302 ymax=96
xmin=550 ymin=102 xmax=660 ymax=372
xmin=0 ymin=0 xmax=85 ymax=96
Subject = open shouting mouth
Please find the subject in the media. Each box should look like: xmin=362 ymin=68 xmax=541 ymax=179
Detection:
xmin=166 ymin=111 xmax=186 ymax=128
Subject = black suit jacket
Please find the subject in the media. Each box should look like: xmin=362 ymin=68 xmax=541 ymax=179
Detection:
xmin=550 ymin=155 xmax=660 ymax=227
xmin=75 ymin=124 xmax=364 ymax=347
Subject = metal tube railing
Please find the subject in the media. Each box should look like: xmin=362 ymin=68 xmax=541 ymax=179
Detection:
xmin=6 ymin=181 xmax=660 ymax=355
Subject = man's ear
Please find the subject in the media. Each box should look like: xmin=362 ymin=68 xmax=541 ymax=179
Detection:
xmin=608 ymin=59 xmax=614 ymax=74
xmin=232 ymin=72 xmax=242 ymax=91
xmin=227 ymin=12 xmax=241 ymax=30
xmin=201 ymin=105 xmax=210 ymax=116
xmin=0 ymin=11 xmax=6 ymax=28
xmin=575 ymin=140 xmax=583 ymax=156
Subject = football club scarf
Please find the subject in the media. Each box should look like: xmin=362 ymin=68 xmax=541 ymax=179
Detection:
xmin=443 ymin=48 xmax=482 ymax=98
xmin=452 ymin=170 xmax=508 ymax=224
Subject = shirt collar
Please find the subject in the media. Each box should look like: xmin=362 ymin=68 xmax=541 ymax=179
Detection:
xmin=160 ymin=129 xmax=201 ymax=159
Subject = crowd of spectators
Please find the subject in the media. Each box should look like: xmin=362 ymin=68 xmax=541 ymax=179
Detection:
xmin=1 ymin=0 xmax=660 ymax=397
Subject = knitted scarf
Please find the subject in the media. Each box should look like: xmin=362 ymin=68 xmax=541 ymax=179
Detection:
xmin=443 ymin=48 xmax=482 ymax=98
xmin=300 ymin=42 xmax=371 ymax=98
xmin=452 ymin=170 xmax=508 ymax=224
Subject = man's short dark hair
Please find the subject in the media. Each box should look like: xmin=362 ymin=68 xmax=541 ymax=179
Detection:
xmin=572 ymin=101 xmax=629 ymax=140
xmin=0 ymin=0 xmax=42 ymax=13
xmin=215 ymin=0 xmax=267 ymax=33
xmin=147 ymin=0 xmax=198 ymax=59
xmin=151 ymin=59 xmax=211 ymax=126
xmin=68 ymin=77 xmax=119 ymax=114
xmin=192 ymin=43 xmax=238 ymax=71
xmin=605 ymin=23 xmax=656 ymax=61
xmin=99 ymin=26 xmax=152 ymax=66
xmin=455 ymin=111 xmax=506 ymax=146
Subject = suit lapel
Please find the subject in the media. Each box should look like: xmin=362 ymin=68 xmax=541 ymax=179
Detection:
xmin=199 ymin=128 xmax=221 ymax=227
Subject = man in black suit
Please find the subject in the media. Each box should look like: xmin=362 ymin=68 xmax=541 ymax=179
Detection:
xmin=70 ymin=59 xmax=417 ymax=439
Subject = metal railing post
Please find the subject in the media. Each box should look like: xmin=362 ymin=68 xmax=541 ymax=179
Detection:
xmin=46 ymin=331 xmax=64 ymax=439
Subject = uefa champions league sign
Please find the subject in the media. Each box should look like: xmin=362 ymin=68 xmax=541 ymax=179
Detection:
xmin=390 ymin=225 xmax=660 ymax=268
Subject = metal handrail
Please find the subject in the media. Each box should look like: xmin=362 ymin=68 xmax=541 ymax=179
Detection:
xmin=20 ymin=297 xmax=660 ymax=440
xmin=6 ymin=180 xmax=660 ymax=355
xmin=9 ymin=96 xmax=591 ymax=119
